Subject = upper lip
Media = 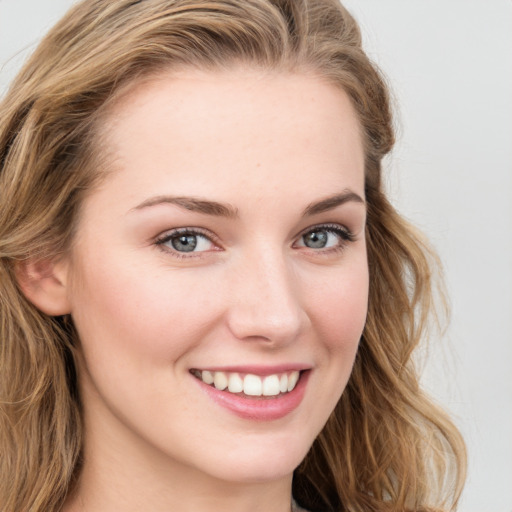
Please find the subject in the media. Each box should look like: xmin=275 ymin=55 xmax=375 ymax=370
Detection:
xmin=189 ymin=364 xmax=311 ymax=376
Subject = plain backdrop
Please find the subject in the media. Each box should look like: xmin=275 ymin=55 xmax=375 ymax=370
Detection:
xmin=1 ymin=1 xmax=511 ymax=511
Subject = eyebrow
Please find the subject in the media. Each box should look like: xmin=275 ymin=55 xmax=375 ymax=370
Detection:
xmin=131 ymin=195 xmax=239 ymax=218
xmin=302 ymin=190 xmax=365 ymax=216
xmin=131 ymin=189 xmax=364 ymax=218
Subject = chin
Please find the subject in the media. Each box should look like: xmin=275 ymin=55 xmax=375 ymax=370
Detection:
xmin=189 ymin=430 xmax=314 ymax=484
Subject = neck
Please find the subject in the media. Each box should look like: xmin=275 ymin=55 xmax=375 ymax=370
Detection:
xmin=63 ymin=412 xmax=294 ymax=512
xmin=65 ymin=473 xmax=293 ymax=512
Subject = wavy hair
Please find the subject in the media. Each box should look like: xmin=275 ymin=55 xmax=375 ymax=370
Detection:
xmin=0 ymin=1 xmax=466 ymax=510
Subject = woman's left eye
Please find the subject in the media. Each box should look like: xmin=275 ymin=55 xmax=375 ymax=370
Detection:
xmin=155 ymin=229 xmax=216 ymax=254
xmin=295 ymin=225 xmax=355 ymax=250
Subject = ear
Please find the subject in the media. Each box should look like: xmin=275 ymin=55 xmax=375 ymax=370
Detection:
xmin=15 ymin=257 xmax=72 ymax=316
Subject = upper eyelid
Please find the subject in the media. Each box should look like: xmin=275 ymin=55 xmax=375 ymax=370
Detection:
xmin=153 ymin=228 xmax=222 ymax=260
xmin=295 ymin=222 xmax=354 ymax=240
xmin=154 ymin=222 xmax=356 ymax=252
xmin=156 ymin=226 xmax=217 ymax=241
xmin=154 ymin=227 xmax=222 ymax=251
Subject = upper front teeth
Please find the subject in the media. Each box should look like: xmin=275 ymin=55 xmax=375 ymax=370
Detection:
xmin=198 ymin=370 xmax=300 ymax=396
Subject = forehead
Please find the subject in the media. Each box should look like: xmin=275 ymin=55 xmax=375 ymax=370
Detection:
xmin=94 ymin=67 xmax=365 ymax=206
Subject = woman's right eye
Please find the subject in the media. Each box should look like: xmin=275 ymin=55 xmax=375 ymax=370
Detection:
xmin=155 ymin=229 xmax=217 ymax=255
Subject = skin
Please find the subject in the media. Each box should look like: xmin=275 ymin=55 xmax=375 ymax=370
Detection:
xmin=55 ymin=68 xmax=369 ymax=512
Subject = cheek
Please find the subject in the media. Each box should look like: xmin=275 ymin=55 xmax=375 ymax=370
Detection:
xmin=68 ymin=254 xmax=218 ymax=369
xmin=307 ymin=261 xmax=369 ymax=356
xmin=295 ymin=259 xmax=368 ymax=437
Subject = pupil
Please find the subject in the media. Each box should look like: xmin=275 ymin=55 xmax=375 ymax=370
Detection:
xmin=305 ymin=231 xmax=327 ymax=248
xmin=172 ymin=234 xmax=197 ymax=252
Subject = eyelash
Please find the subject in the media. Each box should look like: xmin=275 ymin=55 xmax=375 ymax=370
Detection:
xmin=297 ymin=223 xmax=357 ymax=250
xmin=154 ymin=223 xmax=356 ymax=258
xmin=155 ymin=227 xmax=219 ymax=259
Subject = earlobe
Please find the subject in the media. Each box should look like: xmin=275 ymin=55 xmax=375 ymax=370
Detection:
xmin=15 ymin=258 xmax=72 ymax=316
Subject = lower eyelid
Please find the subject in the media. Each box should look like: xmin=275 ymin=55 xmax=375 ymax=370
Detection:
xmin=154 ymin=225 xmax=356 ymax=256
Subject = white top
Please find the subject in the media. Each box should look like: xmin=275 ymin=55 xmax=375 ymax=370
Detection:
xmin=291 ymin=498 xmax=310 ymax=512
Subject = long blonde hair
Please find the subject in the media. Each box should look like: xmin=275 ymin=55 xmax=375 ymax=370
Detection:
xmin=0 ymin=1 xmax=466 ymax=510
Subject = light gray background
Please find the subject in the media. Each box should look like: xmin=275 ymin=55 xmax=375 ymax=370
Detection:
xmin=1 ymin=1 xmax=511 ymax=511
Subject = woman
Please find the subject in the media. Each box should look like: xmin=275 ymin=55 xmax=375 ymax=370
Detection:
xmin=0 ymin=1 xmax=466 ymax=511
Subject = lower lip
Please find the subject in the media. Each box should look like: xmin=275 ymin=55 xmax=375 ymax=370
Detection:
xmin=194 ymin=371 xmax=310 ymax=421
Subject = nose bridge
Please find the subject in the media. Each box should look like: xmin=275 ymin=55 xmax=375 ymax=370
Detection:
xmin=227 ymin=245 xmax=307 ymax=344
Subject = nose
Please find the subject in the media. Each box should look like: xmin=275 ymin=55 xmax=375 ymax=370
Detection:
xmin=225 ymin=249 xmax=310 ymax=346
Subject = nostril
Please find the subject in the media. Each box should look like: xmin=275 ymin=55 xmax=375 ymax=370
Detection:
xmin=226 ymin=310 xmax=305 ymax=345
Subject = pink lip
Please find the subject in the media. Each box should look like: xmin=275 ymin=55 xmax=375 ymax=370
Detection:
xmin=193 ymin=370 xmax=311 ymax=421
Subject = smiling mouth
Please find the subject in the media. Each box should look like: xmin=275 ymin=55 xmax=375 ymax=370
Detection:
xmin=190 ymin=369 xmax=302 ymax=398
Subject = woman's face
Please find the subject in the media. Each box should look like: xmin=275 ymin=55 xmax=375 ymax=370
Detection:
xmin=62 ymin=68 xmax=368 ymax=485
